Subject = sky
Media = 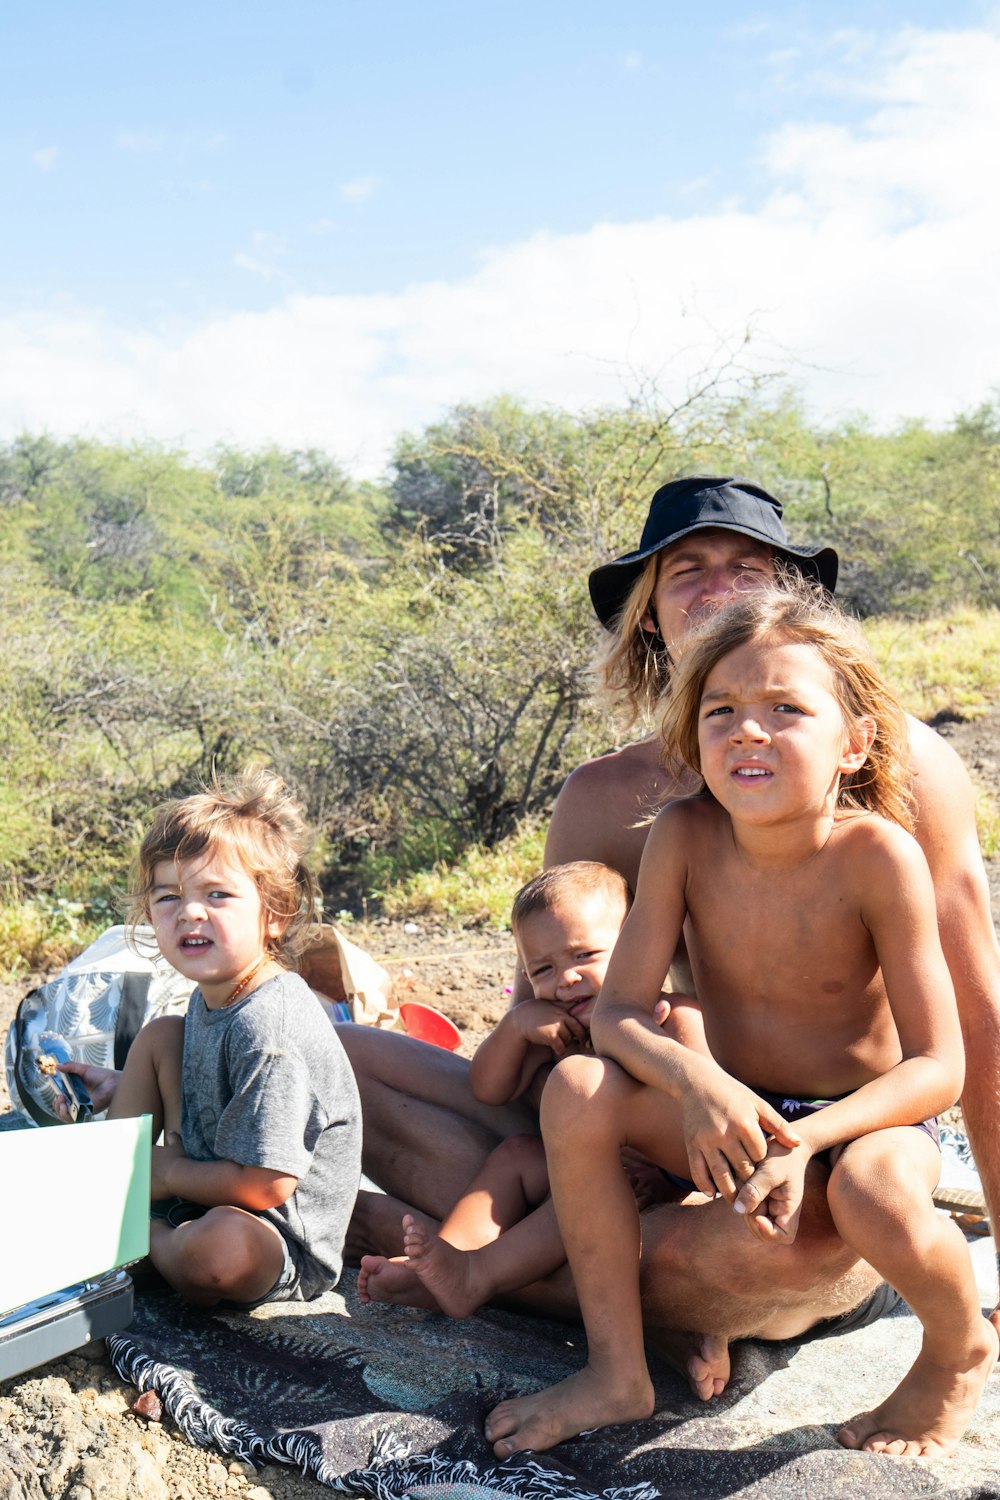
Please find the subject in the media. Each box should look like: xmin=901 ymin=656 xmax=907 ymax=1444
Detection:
xmin=2 ymin=1 xmax=999 ymax=475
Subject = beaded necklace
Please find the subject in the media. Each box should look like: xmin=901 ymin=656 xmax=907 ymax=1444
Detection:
xmin=222 ymin=954 xmax=270 ymax=1008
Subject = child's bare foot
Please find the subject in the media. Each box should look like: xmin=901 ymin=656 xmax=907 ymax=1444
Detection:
xmin=357 ymin=1254 xmax=440 ymax=1310
xmin=837 ymin=1321 xmax=998 ymax=1457
xmin=401 ymin=1215 xmax=489 ymax=1319
xmin=647 ymin=1327 xmax=731 ymax=1399
xmin=484 ymin=1364 xmax=654 ymax=1458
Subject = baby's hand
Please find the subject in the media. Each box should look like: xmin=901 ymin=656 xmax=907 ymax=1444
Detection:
xmin=680 ymin=1061 xmax=801 ymax=1203
xmin=733 ymin=1139 xmax=812 ymax=1243
xmin=512 ymin=999 xmax=588 ymax=1057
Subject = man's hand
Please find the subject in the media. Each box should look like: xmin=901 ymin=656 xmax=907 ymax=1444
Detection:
xmin=732 ymin=1139 xmax=813 ymax=1243
xmin=53 ymin=1061 xmax=121 ymax=1119
xmin=680 ymin=1061 xmax=801 ymax=1202
xmin=150 ymin=1130 xmax=188 ymax=1200
xmin=511 ymin=999 xmax=589 ymax=1058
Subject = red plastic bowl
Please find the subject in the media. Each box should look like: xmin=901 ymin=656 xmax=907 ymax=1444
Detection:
xmin=399 ymin=1001 xmax=462 ymax=1051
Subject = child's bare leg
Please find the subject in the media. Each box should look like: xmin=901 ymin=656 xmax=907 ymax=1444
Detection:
xmin=404 ymin=1194 xmax=568 ymax=1316
xmin=829 ymin=1128 xmax=997 ymax=1457
xmin=150 ymin=1205 xmax=286 ymax=1305
xmin=106 ymin=1016 xmax=184 ymax=1142
xmin=359 ymin=1134 xmax=553 ymax=1311
xmin=486 ymin=1055 xmax=681 ymax=1457
xmin=438 ymin=1133 xmax=551 ymax=1248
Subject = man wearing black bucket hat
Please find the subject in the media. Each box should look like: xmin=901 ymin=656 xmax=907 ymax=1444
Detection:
xmin=341 ymin=475 xmax=1000 ymax=1389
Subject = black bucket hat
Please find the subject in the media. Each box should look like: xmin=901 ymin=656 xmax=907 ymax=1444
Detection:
xmin=588 ymin=475 xmax=838 ymax=629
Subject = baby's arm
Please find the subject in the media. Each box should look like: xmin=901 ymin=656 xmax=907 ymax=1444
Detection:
xmin=470 ymin=1001 xmax=588 ymax=1104
xmin=736 ymin=823 xmax=963 ymax=1240
xmin=591 ymin=802 xmax=800 ymax=1198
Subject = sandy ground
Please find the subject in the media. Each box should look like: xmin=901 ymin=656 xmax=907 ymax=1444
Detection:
xmin=1 ymin=706 xmax=998 ymax=1499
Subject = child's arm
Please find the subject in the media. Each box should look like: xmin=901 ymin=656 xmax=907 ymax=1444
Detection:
xmin=152 ymin=1134 xmax=298 ymax=1211
xmin=736 ymin=822 xmax=963 ymax=1242
xmin=470 ymin=1000 xmax=589 ymax=1104
xmin=591 ymin=801 xmax=800 ymax=1199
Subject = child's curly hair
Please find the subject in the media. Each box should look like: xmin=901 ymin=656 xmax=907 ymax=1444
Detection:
xmin=660 ymin=583 xmax=914 ymax=831
xmin=128 ymin=768 xmax=320 ymax=962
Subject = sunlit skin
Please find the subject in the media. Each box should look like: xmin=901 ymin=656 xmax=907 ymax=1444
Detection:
xmin=484 ymin=631 xmax=997 ymax=1460
xmin=514 ymin=895 xmax=628 ymax=1032
xmin=696 ymin=636 xmax=869 ymax=845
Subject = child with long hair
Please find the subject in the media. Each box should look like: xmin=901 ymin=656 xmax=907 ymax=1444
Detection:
xmin=107 ymin=769 xmax=361 ymax=1306
xmin=486 ymin=585 xmax=997 ymax=1460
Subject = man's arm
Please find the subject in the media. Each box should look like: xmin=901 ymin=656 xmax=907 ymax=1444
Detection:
xmin=909 ymin=717 xmax=1000 ymax=1328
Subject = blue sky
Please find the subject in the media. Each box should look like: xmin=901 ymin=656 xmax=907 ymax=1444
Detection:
xmin=3 ymin=3 xmax=999 ymax=470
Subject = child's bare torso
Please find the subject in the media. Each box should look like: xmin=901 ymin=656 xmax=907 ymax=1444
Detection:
xmin=680 ymin=800 xmax=903 ymax=1097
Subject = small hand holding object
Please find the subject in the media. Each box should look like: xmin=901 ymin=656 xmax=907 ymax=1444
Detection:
xmin=54 ymin=1060 xmax=121 ymax=1117
xmin=733 ymin=1138 xmax=813 ymax=1243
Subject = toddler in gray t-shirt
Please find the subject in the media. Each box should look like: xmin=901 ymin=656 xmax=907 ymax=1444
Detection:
xmin=93 ymin=770 xmax=362 ymax=1307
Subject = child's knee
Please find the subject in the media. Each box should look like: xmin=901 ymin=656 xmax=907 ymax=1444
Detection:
xmin=175 ymin=1208 xmax=254 ymax=1292
xmin=828 ymin=1134 xmax=934 ymax=1230
xmin=539 ymin=1053 xmax=624 ymax=1131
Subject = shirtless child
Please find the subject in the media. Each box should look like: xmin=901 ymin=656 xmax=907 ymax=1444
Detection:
xmin=486 ymin=584 xmax=998 ymax=1460
xmin=358 ymin=861 xmax=659 ymax=1315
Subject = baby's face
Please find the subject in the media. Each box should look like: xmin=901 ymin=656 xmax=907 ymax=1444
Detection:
xmin=516 ymin=892 xmax=627 ymax=1029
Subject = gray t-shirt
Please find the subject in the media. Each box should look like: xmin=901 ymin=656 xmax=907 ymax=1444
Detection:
xmin=181 ymin=970 xmax=362 ymax=1298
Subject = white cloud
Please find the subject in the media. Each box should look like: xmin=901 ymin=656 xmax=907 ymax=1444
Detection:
xmin=32 ymin=146 xmax=57 ymax=171
xmin=3 ymin=25 xmax=999 ymax=476
xmin=233 ymin=231 xmax=290 ymax=281
xmin=117 ymin=130 xmax=163 ymax=154
xmin=339 ymin=175 xmax=379 ymax=203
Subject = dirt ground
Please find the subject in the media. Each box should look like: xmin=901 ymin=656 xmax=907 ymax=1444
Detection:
xmin=2 ymin=705 xmax=999 ymax=1500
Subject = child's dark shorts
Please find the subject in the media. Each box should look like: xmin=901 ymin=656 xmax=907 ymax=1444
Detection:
xmin=756 ymin=1090 xmax=941 ymax=1152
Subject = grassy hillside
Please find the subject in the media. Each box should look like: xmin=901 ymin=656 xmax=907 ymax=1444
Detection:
xmin=0 ymin=392 xmax=998 ymax=963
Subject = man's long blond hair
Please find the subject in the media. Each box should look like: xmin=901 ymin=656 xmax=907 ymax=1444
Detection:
xmin=594 ymin=557 xmax=669 ymax=727
xmin=659 ymin=586 xmax=914 ymax=831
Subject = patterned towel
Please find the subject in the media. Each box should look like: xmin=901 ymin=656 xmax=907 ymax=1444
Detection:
xmin=107 ymin=1282 xmax=664 ymax=1499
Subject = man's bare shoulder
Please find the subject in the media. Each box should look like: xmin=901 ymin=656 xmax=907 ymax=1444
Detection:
xmin=907 ymin=714 xmax=975 ymax=806
xmin=545 ymin=739 xmax=691 ymax=885
xmin=559 ymin=738 xmax=661 ymax=792
xmin=905 ymin=713 xmax=981 ymax=872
